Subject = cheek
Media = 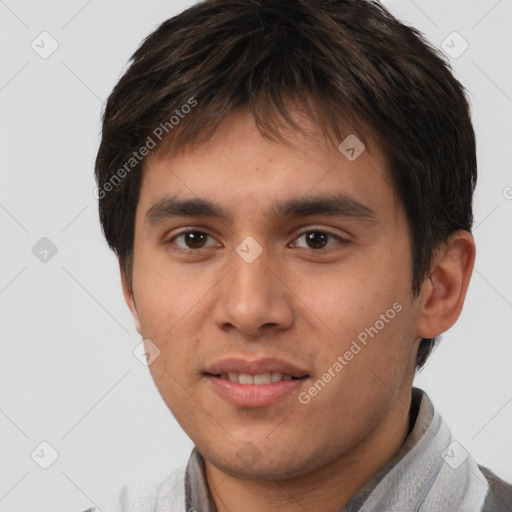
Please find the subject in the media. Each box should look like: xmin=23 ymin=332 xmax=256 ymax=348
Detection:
xmin=315 ymin=270 xmax=412 ymax=383
xmin=309 ymin=265 xmax=400 ymax=338
xmin=132 ymin=249 xmax=211 ymax=337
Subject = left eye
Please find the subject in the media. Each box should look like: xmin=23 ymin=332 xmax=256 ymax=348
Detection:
xmin=293 ymin=230 xmax=344 ymax=250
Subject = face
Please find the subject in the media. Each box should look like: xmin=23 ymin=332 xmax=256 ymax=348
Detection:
xmin=123 ymin=108 xmax=423 ymax=480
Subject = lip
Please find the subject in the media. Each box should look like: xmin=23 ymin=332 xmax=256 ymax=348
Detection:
xmin=204 ymin=357 xmax=310 ymax=408
xmin=206 ymin=375 xmax=308 ymax=408
xmin=205 ymin=357 xmax=309 ymax=378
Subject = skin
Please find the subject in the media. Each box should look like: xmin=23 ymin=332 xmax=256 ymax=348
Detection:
xmin=121 ymin=107 xmax=475 ymax=512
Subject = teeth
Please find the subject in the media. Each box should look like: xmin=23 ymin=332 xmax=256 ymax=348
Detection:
xmin=239 ymin=373 xmax=254 ymax=385
xmin=254 ymin=373 xmax=271 ymax=385
xmin=219 ymin=372 xmax=297 ymax=384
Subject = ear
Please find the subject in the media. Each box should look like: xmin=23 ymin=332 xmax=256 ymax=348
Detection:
xmin=119 ymin=259 xmax=142 ymax=335
xmin=416 ymin=230 xmax=476 ymax=339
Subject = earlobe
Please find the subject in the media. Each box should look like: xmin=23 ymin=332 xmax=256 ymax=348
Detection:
xmin=416 ymin=231 xmax=475 ymax=339
xmin=119 ymin=261 xmax=142 ymax=335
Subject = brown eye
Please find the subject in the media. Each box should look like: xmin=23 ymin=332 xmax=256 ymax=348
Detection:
xmin=294 ymin=230 xmax=345 ymax=251
xmin=304 ymin=231 xmax=328 ymax=250
xmin=171 ymin=231 xmax=216 ymax=251
xmin=183 ymin=232 xmax=207 ymax=249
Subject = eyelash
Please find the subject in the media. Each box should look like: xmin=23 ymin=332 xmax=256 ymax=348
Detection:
xmin=166 ymin=228 xmax=349 ymax=254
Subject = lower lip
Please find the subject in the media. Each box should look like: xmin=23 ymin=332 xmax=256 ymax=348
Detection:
xmin=206 ymin=375 xmax=307 ymax=408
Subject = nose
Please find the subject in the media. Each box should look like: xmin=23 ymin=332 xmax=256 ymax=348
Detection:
xmin=212 ymin=242 xmax=294 ymax=338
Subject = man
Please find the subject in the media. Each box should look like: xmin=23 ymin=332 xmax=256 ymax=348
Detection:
xmin=89 ymin=0 xmax=512 ymax=510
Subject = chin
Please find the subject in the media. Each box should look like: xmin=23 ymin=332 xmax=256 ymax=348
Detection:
xmin=212 ymin=458 xmax=311 ymax=481
xmin=201 ymin=441 xmax=326 ymax=481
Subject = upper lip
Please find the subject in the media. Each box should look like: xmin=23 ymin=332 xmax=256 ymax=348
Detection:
xmin=205 ymin=357 xmax=309 ymax=378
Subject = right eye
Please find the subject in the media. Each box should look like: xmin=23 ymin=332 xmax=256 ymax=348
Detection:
xmin=167 ymin=230 xmax=220 ymax=252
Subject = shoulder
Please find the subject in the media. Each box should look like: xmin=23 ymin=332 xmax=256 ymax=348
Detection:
xmin=75 ymin=465 xmax=187 ymax=512
xmin=153 ymin=465 xmax=188 ymax=510
xmin=479 ymin=465 xmax=512 ymax=511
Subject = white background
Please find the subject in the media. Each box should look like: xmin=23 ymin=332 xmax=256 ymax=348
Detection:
xmin=0 ymin=0 xmax=511 ymax=510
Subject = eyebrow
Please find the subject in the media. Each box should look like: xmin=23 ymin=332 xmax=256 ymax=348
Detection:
xmin=145 ymin=194 xmax=377 ymax=226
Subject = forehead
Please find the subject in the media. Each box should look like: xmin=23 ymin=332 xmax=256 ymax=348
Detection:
xmin=153 ymin=106 xmax=386 ymax=170
xmin=137 ymin=108 xmax=397 ymax=223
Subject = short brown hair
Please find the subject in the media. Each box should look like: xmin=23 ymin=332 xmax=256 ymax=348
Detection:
xmin=95 ymin=0 xmax=477 ymax=369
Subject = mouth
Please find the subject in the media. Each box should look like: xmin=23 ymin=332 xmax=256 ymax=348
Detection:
xmin=204 ymin=358 xmax=310 ymax=408
xmin=208 ymin=372 xmax=306 ymax=384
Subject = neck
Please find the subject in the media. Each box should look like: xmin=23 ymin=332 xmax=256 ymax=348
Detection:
xmin=205 ymin=388 xmax=415 ymax=512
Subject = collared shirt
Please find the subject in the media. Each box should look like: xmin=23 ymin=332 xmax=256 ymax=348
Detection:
xmin=85 ymin=387 xmax=512 ymax=511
